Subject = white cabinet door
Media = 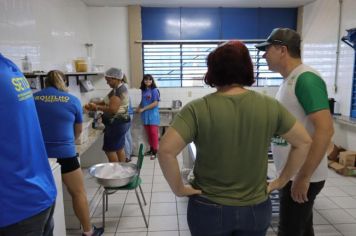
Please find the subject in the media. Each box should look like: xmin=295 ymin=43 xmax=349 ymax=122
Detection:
xmin=51 ymin=162 xmax=67 ymax=236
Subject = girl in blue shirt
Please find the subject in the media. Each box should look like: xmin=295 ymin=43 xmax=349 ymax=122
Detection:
xmin=136 ymin=74 xmax=160 ymax=158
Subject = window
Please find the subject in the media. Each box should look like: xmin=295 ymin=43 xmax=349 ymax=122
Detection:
xmin=142 ymin=42 xmax=283 ymax=87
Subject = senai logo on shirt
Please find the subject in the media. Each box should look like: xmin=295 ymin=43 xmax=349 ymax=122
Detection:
xmin=11 ymin=77 xmax=32 ymax=101
xmin=34 ymin=95 xmax=70 ymax=103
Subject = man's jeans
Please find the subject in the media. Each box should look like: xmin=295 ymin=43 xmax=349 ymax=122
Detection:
xmin=0 ymin=203 xmax=55 ymax=236
xmin=278 ymin=180 xmax=325 ymax=236
xmin=187 ymin=195 xmax=271 ymax=236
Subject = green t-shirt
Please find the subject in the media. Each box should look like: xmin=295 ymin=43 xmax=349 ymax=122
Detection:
xmin=171 ymin=90 xmax=296 ymax=206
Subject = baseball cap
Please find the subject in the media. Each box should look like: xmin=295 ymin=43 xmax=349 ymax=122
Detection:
xmin=105 ymin=67 xmax=123 ymax=80
xmin=255 ymin=28 xmax=301 ymax=51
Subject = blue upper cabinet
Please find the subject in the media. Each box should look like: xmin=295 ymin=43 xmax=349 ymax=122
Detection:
xmin=258 ymin=8 xmax=298 ymax=38
xmin=141 ymin=7 xmax=297 ymax=40
xmin=221 ymin=8 xmax=259 ymax=40
xmin=142 ymin=7 xmax=180 ymax=40
xmin=181 ymin=8 xmax=221 ymax=40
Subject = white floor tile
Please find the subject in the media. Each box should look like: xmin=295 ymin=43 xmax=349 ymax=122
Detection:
xmin=321 ymin=186 xmax=349 ymax=197
xmin=126 ymin=191 xmax=151 ymax=204
xmin=318 ymin=209 xmax=356 ymax=224
xmin=313 ymin=210 xmax=330 ymax=225
xmin=333 ymin=223 xmax=356 ymax=236
xmin=179 ymin=230 xmax=191 ymax=236
xmin=313 ymin=225 xmax=342 ymax=236
xmin=330 ymin=196 xmax=356 ymax=209
xmin=326 ymin=177 xmax=356 ymax=186
xmin=346 ymin=209 xmax=356 ymax=219
xmin=148 ymin=215 xmax=178 ymax=231
xmin=147 ymin=231 xmax=179 ymax=236
xmin=151 ymin=192 xmax=176 ymax=203
xmin=178 ymin=215 xmax=189 ymax=231
xmin=152 ymin=183 xmax=172 ymax=192
xmin=116 ymin=232 xmax=147 ymax=236
xmin=117 ymin=216 xmax=148 ymax=232
xmin=177 ymin=202 xmax=188 ymax=215
xmin=92 ymin=203 xmax=124 ymax=218
xmin=122 ymin=204 xmax=149 ymax=217
xmin=339 ymin=185 xmax=356 ymax=196
xmin=314 ymin=197 xmax=341 ymax=210
xmin=150 ymin=202 xmax=177 ymax=216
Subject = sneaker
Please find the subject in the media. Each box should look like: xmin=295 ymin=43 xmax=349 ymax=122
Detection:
xmin=92 ymin=226 xmax=104 ymax=236
xmin=150 ymin=154 xmax=156 ymax=160
xmin=82 ymin=226 xmax=104 ymax=236
xmin=145 ymin=150 xmax=153 ymax=156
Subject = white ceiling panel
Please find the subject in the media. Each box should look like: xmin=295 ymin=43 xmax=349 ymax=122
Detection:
xmin=81 ymin=0 xmax=316 ymax=8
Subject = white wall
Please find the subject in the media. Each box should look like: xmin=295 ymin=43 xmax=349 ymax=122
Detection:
xmin=302 ymin=0 xmax=356 ymax=149
xmin=0 ymin=0 xmax=130 ymax=104
xmin=0 ymin=0 xmax=90 ymax=71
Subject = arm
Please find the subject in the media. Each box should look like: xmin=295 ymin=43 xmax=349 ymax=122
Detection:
xmin=74 ymin=123 xmax=82 ymax=140
xmin=92 ymin=96 xmax=121 ymax=114
xmin=137 ymin=101 xmax=158 ymax=113
xmin=291 ymin=109 xmax=334 ymax=203
xmin=158 ymin=127 xmax=202 ymax=197
xmin=268 ymin=121 xmax=312 ymax=194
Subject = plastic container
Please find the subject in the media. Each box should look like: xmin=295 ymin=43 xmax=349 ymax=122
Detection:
xmin=74 ymin=59 xmax=88 ymax=72
xmin=22 ymin=56 xmax=32 ymax=73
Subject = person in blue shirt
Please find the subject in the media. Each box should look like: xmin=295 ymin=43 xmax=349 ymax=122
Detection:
xmin=136 ymin=74 xmax=160 ymax=158
xmin=34 ymin=70 xmax=103 ymax=236
xmin=0 ymin=54 xmax=56 ymax=235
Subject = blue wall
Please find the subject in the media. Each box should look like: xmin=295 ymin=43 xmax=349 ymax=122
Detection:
xmin=142 ymin=7 xmax=297 ymax=40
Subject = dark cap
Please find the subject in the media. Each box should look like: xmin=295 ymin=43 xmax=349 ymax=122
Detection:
xmin=255 ymin=28 xmax=301 ymax=51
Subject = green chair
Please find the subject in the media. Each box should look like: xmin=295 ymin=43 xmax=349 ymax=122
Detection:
xmin=102 ymin=143 xmax=148 ymax=228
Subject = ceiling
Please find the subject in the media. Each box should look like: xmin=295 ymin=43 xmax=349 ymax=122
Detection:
xmin=81 ymin=0 xmax=316 ymax=8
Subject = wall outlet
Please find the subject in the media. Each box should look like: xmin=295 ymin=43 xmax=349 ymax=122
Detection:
xmin=188 ymin=91 xmax=192 ymax=97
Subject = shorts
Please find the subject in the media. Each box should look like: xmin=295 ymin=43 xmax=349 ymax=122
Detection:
xmin=103 ymin=120 xmax=130 ymax=152
xmin=57 ymin=155 xmax=80 ymax=174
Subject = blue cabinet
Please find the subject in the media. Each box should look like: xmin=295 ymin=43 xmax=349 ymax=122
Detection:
xmin=142 ymin=7 xmax=297 ymax=40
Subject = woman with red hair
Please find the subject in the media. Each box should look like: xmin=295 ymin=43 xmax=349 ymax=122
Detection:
xmin=158 ymin=41 xmax=312 ymax=236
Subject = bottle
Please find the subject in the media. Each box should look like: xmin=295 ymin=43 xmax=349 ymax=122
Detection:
xmin=22 ymin=56 xmax=32 ymax=73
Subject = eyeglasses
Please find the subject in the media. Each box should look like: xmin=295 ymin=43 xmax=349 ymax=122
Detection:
xmin=144 ymin=78 xmax=153 ymax=81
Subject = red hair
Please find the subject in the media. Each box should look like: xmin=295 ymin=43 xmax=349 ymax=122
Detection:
xmin=204 ymin=41 xmax=255 ymax=87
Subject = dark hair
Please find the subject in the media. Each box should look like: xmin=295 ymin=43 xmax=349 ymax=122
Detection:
xmin=204 ymin=41 xmax=255 ymax=87
xmin=45 ymin=70 xmax=68 ymax=92
xmin=287 ymin=45 xmax=301 ymax=58
xmin=139 ymin=74 xmax=158 ymax=90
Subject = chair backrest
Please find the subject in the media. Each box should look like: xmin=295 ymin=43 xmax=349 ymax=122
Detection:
xmin=136 ymin=143 xmax=144 ymax=172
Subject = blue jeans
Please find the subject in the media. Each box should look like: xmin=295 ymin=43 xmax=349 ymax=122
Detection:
xmin=187 ymin=195 xmax=271 ymax=236
xmin=278 ymin=180 xmax=325 ymax=236
xmin=124 ymin=116 xmax=133 ymax=159
xmin=0 ymin=203 xmax=55 ymax=236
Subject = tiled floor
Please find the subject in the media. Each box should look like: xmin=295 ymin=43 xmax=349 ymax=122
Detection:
xmin=66 ymin=155 xmax=356 ymax=236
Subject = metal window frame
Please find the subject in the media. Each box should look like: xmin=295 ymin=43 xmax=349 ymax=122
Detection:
xmin=142 ymin=41 xmax=283 ymax=88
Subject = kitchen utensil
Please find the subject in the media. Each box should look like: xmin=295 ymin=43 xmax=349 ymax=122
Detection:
xmin=89 ymin=163 xmax=137 ymax=187
xmin=172 ymin=100 xmax=182 ymax=109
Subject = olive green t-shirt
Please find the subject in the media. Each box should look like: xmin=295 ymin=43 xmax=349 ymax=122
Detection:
xmin=171 ymin=90 xmax=296 ymax=206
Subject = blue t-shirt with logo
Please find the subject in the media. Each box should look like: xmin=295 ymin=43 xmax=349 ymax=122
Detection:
xmin=34 ymin=87 xmax=83 ymax=158
xmin=140 ymin=88 xmax=160 ymax=125
xmin=0 ymin=54 xmax=56 ymax=227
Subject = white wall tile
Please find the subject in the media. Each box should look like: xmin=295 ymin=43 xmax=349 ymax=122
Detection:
xmin=302 ymin=0 xmax=356 ymax=149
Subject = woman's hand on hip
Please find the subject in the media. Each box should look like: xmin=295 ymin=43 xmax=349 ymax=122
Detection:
xmin=175 ymin=185 xmax=202 ymax=197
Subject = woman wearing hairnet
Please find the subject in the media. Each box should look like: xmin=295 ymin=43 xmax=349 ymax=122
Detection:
xmin=85 ymin=68 xmax=131 ymax=162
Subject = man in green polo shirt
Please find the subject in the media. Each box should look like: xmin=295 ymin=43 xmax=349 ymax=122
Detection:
xmin=256 ymin=28 xmax=334 ymax=236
